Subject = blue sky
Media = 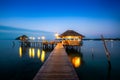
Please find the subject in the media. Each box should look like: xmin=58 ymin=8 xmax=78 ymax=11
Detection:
xmin=0 ymin=0 xmax=120 ymax=37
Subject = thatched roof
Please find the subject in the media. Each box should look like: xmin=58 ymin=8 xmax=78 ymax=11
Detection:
xmin=59 ymin=30 xmax=85 ymax=37
xmin=16 ymin=35 xmax=28 ymax=40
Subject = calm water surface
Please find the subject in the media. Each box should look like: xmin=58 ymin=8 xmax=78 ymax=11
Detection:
xmin=0 ymin=40 xmax=51 ymax=80
xmin=67 ymin=40 xmax=120 ymax=80
xmin=0 ymin=40 xmax=120 ymax=80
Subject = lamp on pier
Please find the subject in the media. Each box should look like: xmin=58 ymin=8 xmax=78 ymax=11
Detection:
xmin=55 ymin=32 xmax=59 ymax=39
xmin=41 ymin=36 xmax=45 ymax=41
xmin=32 ymin=37 xmax=35 ymax=40
xmin=38 ymin=37 xmax=40 ymax=42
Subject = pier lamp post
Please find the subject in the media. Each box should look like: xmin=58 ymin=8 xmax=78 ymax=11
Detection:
xmin=41 ymin=36 xmax=45 ymax=48
xmin=38 ymin=37 xmax=40 ymax=42
xmin=41 ymin=36 xmax=45 ymax=41
xmin=29 ymin=37 xmax=32 ymax=42
xmin=55 ymin=32 xmax=59 ymax=39
xmin=29 ymin=37 xmax=35 ymax=46
xmin=32 ymin=37 xmax=35 ymax=41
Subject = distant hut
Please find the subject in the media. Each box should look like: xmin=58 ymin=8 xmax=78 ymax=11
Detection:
xmin=16 ymin=35 xmax=30 ymax=47
xmin=59 ymin=30 xmax=85 ymax=46
xmin=16 ymin=35 xmax=28 ymax=41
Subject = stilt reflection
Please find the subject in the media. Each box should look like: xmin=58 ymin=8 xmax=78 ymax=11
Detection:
xmin=91 ymin=48 xmax=94 ymax=60
xmin=12 ymin=41 xmax=15 ymax=48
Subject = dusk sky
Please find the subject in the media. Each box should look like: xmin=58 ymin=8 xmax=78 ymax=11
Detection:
xmin=0 ymin=0 xmax=120 ymax=37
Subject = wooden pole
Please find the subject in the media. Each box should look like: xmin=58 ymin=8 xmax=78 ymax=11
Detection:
xmin=101 ymin=35 xmax=110 ymax=61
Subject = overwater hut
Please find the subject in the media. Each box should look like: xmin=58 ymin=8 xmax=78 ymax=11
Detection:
xmin=16 ymin=35 xmax=30 ymax=46
xmin=16 ymin=35 xmax=28 ymax=41
xmin=59 ymin=30 xmax=85 ymax=46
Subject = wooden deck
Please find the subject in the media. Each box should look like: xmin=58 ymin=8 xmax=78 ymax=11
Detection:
xmin=33 ymin=43 xmax=79 ymax=80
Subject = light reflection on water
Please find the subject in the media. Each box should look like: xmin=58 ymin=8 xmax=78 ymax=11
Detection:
xmin=72 ymin=57 xmax=81 ymax=68
xmin=37 ymin=49 xmax=40 ymax=59
xmin=67 ymin=48 xmax=84 ymax=68
xmin=29 ymin=48 xmax=32 ymax=58
xmin=41 ymin=50 xmax=45 ymax=62
xmin=0 ymin=40 xmax=120 ymax=80
xmin=0 ymin=40 xmax=51 ymax=80
xmin=29 ymin=48 xmax=35 ymax=58
xmin=67 ymin=40 xmax=120 ymax=80
xmin=19 ymin=46 xmax=22 ymax=57
xmin=19 ymin=46 xmax=46 ymax=62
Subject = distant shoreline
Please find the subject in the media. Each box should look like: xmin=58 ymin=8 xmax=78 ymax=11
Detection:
xmin=83 ymin=38 xmax=120 ymax=41
xmin=0 ymin=38 xmax=120 ymax=41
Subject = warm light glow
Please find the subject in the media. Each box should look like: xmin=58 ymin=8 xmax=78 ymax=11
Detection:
xmin=78 ymin=39 xmax=81 ymax=41
xmin=37 ymin=49 xmax=41 ymax=58
xmin=20 ymin=37 xmax=22 ymax=40
xmin=29 ymin=48 xmax=32 ymax=58
xmin=55 ymin=33 xmax=60 ymax=39
xmin=68 ymin=36 xmax=72 ymax=39
xmin=19 ymin=47 xmax=22 ymax=57
xmin=29 ymin=48 xmax=35 ymax=58
xmin=41 ymin=50 xmax=45 ymax=62
xmin=72 ymin=57 xmax=81 ymax=68
xmin=41 ymin=36 xmax=45 ymax=40
xmin=29 ymin=37 xmax=35 ymax=40
xmin=31 ymin=48 xmax=35 ymax=58
xmin=55 ymin=33 xmax=58 ymax=37
xmin=29 ymin=37 xmax=32 ymax=40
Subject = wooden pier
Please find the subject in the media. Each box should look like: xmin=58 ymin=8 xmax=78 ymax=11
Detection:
xmin=33 ymin=43 xmax=79 ymax=80
xmin=20 ymin=41 xmax=57 ymax=50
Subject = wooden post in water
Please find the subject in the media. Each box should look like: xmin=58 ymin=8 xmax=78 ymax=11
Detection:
xmin=101 ymin=35 xmax=111 ymax=61
xmin=101 ymin=35 xmax=112 ymax=80
xmin=91 ymin=48 xmax=94 ymax=60
xmin=101 ymin=35 xmax=111 ymax=69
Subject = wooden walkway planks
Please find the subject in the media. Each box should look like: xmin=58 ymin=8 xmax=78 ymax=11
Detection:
xmin=33 ymin=43 xmax=79 ymax=80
